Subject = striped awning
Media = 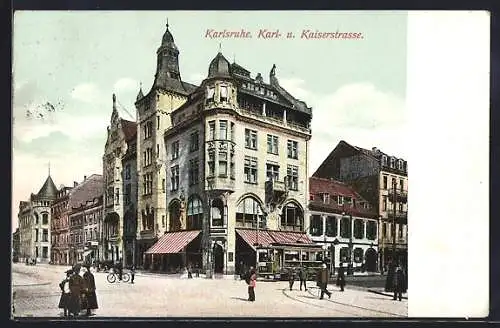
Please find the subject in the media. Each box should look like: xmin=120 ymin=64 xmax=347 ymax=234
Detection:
xmin=236 ymin=229 xmax=275 ymax=249
xmin=268 ymin=230 xmax=314 ymax=244
xmin=145 ymin=230 xmax=201 ymax=254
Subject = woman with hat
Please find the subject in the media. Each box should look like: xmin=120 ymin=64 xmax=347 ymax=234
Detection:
xmin=58 ymin=269 xmax=72 ymax=317
xmin=82 ymin=264 xmax=98 ymax=315
xmin=68 ymin=266 xmax=85 ymax=317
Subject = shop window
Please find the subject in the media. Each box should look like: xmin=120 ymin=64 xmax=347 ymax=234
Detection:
xmin=353 ymin=219 xmax=364 ymax=239
xmin=366 ymin=221 xmax=377 ymax=240
xmin=326 ymin=216 xmax=337 ymax=237
xmin=187 ymin=197 xmax=203 ymax=230
xmin=353 ymin=248 xmax=364 ymax=263
xmin=340 ymin=217 xmax=350 ymax=238
xmin=309 ymin=215 xmax=323 ymax=236
xmin=340 ymin=247 xmax=349 ymax=262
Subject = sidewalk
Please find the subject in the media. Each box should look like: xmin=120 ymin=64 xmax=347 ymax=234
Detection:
xmin=367 ymin=287 xmax=408 ymax=300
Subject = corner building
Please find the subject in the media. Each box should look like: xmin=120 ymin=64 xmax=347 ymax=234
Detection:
xmin=138 ymin=26 xmax=314 ymax=276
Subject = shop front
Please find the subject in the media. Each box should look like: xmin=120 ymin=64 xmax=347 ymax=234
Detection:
xmin=144 ymin=230 xmax=202 ymax=273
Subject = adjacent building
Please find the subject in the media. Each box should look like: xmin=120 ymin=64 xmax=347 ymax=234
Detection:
xmin=313 ymin=140 xmax=408 ymax=270
xmin=68 ymin=175 xmax=104 ymax=265
xmin=134 ymin=23 xmax=197 ymax=268
xmin=12 ymin=228 xmax=20 ymax=261
xmin=18 ymin=174 xmax=58 ymax=263
xmin=51 ymin=185 xmax=73 ymax=264
xmin=136 ymin=24 xmax=317 ymax=276
xmin=308 ymin=177 xmax=379 ymax=274
xmin=121 ymin=120 xmax=138 ymax=267
xmin=102 ymin=95 xmax=137 ymax=265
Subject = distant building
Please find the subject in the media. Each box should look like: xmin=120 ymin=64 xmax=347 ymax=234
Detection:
xmin=308 ymin=177 xmax=379 ymax=273
xmin=18 ymin=174 xmax=58 ymax=263
xmin=313 ymin=140 xmax=408 ymax=270
xmin=67 ymin=175 xmax=104 ymax=265
xmin=102 ymin=95 xmax=136 ymax=265
xmin=51 ymin=185 xmax=73 ymax=265
xmin=12 ymin=228 xmax=20 ymax=261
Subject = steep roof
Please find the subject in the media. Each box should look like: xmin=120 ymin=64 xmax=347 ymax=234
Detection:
xmin=309 ymin=176 xmax=377 ymax=218
xmin=36 ymin=175 xmax=58 ymax=200
xmin=120 ymin=119 xmax=137 ymax=142
xmin=68 ymin=174 xmax=104 ymax=209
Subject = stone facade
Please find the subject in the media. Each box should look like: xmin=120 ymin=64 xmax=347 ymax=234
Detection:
xmin=17 ymin=175 xmax=58 ymax=263
xmin=134 ymin=24 xmax=196 ymax=267
xmin=50 ymin=186 xmax=73 ymax=265
xmin=312 ymin=141 xmax=408 ymax=270
xmin=102 ymin=96 xmax=136 ymax=265
xmin=122 ymin=128 xmax=138 ymax=267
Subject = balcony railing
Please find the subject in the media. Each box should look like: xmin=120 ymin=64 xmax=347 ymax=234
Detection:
xmin=206 ymin=176 xmax=235 ymax=192
xmin=386 ymin=209 xmax=408 ymax=219
xmin=265 ymin=180 xmax=286 ymax=194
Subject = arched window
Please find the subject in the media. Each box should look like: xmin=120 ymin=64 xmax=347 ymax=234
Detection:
xmin=34 ymin=213 xmax=39 ymax=225
xmin=187 ymin=197 xmax=203 ymax=230
xmin=236 ymin=197 xmax=265 ymax=229
xmin=354 ymin=248 xmax=364 ymax=263
xmin=169 ymin=201 xmax=182 ymax=232
xmin=211 ymin=198 xmax=225 ymax=227
xmin=280 ymin=202 xmax=303 ymax=232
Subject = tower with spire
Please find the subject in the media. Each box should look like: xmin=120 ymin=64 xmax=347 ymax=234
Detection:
xmin=17 ymin=172 xmax=58 ymax=264
xmin=133 ymin=21 xmax=199 ymax=266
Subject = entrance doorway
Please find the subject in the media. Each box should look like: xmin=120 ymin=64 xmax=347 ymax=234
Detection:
xmin=365 ymin=248 xmax=377 ymax=272
xmin=213 ymin=243 xmax=224 ymax=273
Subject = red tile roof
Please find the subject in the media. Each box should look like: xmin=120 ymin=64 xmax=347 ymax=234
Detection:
xmin=120 ymin=119 xmax=137 ymax=142
xmin=309 ymin=176 xmax=360 ymax=199
xmin=68 ymin=174 xmax=104 ymax=209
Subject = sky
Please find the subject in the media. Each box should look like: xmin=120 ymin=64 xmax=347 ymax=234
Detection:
xmin=12 ymin=11 xmax=407 ymax=232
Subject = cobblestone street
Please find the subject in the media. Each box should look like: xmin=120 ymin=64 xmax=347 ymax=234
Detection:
xmin=12 ymin=263 xmax=407 ymax=318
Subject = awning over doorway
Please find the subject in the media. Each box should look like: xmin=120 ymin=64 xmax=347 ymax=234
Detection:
xmin=236 ymin=229 xmax=275 ymax=250
xmin=145 ymin=230 xmax=201 ymax=254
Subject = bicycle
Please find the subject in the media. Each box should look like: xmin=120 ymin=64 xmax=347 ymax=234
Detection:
xmin=106 ymin=269 xmax=130 ymax=283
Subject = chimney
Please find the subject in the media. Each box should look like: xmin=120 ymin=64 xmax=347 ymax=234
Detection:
xmin=84 ymin=176 xmax=87 ymax=181
xmin=73 ymin=181 xmax=78 ymax=187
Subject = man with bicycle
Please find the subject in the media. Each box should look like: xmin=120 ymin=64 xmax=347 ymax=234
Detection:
xmin=116 ymin=259 xmax=123 ymax=281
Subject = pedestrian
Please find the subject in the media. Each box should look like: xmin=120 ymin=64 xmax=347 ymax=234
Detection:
xmin=187 ymin=265 xmax=193 ymax=279
xmin=336 ymin=262 xmax=346 ymax=292
xmin=116 ymin=259 xmax=123 ymax=281
xmin=58 ymin=269 xmax=72 ymax=317
xmin=82 ymin=265 xmax=98 ymax=316
xmin=130 ymin=264 xmax=136 ymax=284
xmin=317 ymin=263 xmax=331 ymax=300
xmin=68 ymin=266 xmax=85 ymax=317
xmin=288 ymin=268 xmax=295 ymax=291
xmin=393 ymin=264 xmax=405 ymax=301
xmin=248 ymin=267 xmax=257 ymax=302
xmin=299 ymin=266 xmax=308 ymax=291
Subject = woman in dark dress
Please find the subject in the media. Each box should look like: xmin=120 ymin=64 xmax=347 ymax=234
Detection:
xmin=68 ymin=266 xmax=85 ymax=316
xmin=58 ymin=270 xmax=72 ymax=317
xmin=82 ymin=265 xmax=98 ymax=315
xmin=336 ymin=263 xmax=346 ymax=292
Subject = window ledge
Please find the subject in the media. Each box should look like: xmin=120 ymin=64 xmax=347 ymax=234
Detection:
xmin=244 ymin=181 xmax=258 ymax=185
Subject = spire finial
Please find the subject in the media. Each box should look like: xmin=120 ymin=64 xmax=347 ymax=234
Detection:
xmin=218 ymin=43 xmax=222 ymax=53
xmin=233 ymin=53 xmax=236 ymax=63
xmin=140 ymin=82 xmax=143 ymax=90
xmin=112 ymin=93 xmax=116 ymax=110
xmin=48 ymin=161 xmax=51 ymax=176
xmin=166 ymin=18 xmax=169 ymax=30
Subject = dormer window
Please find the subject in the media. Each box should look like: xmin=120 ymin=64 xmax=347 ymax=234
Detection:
xmin=390 ymin=157 xmax=396 ymax=168
xmin=337 ymin=195 xmax=343 ymax=206
xmin=398 ymin=159 xmax=403 ymax=170
xmin=220 ymin=85 xmax=228 ymax=102
xmin=344 ymin=196 xmax=352 ymax=207
xmin=381 ymin=155 xmax=388 ymax=166
xmin=206 ymin=86 xmax=215 ymax=104
xmin=320 ymin=193 xmax=330 ymax=204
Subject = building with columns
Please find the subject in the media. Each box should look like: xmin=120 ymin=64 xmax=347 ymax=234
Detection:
xmin=138 ymin=24 xmax=317 ymax=276
xmin=102 ymin=95 xmax=137 ymax=265
xmin=51 ymin=185 xmax=73 ymax=265
xmin=313 ymin=140 xmax=408 ymax=270
xmin=308 ymin=177 xmax=379 ymax=274
xmin=134 ymin=23 xmax=197 ymax=268
xmin=17 ymin=174 xmax=58 ymax=263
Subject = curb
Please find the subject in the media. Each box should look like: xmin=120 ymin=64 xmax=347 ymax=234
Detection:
xmin=367 ymin=289 xmax=408 ymax=300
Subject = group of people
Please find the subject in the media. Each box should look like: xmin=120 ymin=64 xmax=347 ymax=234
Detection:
xmin=58 ymin=264 xmax=98 ymax=318
xmin=313 ymin=262 xmax=347 ymax=300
